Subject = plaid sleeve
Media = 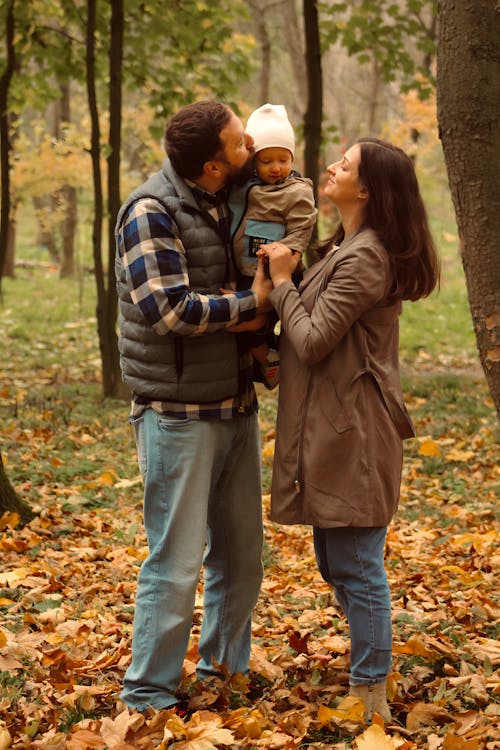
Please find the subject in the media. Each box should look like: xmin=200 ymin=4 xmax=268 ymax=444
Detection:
xmin=117 ymin=198 xmax=257 ymax=336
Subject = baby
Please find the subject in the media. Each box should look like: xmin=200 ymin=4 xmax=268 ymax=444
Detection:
xmin=229 ymin=103 xmax=317 ymax=386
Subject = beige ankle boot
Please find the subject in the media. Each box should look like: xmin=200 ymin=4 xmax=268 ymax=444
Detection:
xmin=349 ymin=681 xmax=391 ymax=723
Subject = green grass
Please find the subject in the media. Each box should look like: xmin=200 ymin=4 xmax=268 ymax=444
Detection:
xmin=1 ymin=190 xmax=497 ymax=511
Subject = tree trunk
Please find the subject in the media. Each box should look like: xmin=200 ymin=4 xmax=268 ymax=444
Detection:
xmin=0 ymin=0 xmax=15 ymax=290
xmin=436 ymin=0 xmax=500 ymax=421
xmin=0 ymin=449 xmax=34 ymax=525
xmin=104 ymin=0 xmax=125 ymax=397
xmin=303 ymin=0 xmax=322 ymax=261
xmin=59 ymin=184 xmax=77 ymax=277
xmin=4 ymin=214 xmax=16 ymax=277
xmin=247 ymin=0 xmax=271 ymax=104
xmin=86 ymin=0 xmax=124 ymax=398
xmin=283 ymin=0 xmax=307 ymax=120
xmin=59 ymin=80 xmax=77 ymax=278
xmin=33 ymin=195 xmax=59 ymax=262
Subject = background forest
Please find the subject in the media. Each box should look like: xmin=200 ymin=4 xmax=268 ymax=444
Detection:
xmin=0 ymin=1 xmax=499 ymax=749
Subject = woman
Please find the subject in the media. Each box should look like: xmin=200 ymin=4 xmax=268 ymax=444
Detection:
xmin=253 ymin=138 xmax=439 ymax=723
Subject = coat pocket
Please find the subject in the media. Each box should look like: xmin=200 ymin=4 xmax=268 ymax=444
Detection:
xmin=317 ymin=377 xmax=353 ymax=434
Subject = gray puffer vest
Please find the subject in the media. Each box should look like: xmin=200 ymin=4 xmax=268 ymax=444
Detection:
xmin=115 ymin=158 xmax=242 ymax=403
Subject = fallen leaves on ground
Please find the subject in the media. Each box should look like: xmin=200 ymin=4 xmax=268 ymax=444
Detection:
xmin=0 ymin=463 xmax=499 ymax=749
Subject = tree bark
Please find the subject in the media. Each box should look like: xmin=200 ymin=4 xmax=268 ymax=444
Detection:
xmin=59 ymin=80 xmax=77 ymax=278
xmin=104 ymin=0 xmax=124 ymax=397
xmin=86 ymin=0 xmax=124 ymax=398
xmin=247 ymin=0 xmax=271 ymax=104
xmin=0 ymin=0 xmax=16 ymax=290
xmin=0 ymin=449 xmax=34 ymax=525
xmin=436 ymin=0 xmax=500 ymax=421
xmin=303 ymin=0 xmax=322 ymax=261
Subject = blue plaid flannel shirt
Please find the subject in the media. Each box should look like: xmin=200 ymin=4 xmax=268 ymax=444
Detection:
xmin=117 ymin=184 xmax=258 ymax=420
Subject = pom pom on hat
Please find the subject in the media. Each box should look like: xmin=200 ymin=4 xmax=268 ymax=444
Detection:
xmin=246 ymin=103 xmax=295 ymax=158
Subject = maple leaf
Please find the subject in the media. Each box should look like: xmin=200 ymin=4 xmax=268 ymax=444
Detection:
xmin=355 ymin=724 xmax=395 ymax=749
xmin=288 ymin=629 xmax=311 ymax=654
xmin=99 ymin=709 xmax=130 ymax=746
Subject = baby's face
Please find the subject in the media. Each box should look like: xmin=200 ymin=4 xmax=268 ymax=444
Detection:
xmin=255 ymin=147 xmax=293 ymax=184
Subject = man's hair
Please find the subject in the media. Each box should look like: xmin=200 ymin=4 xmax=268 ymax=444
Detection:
xmin=164 ymin=101 xmax=232 ymax=180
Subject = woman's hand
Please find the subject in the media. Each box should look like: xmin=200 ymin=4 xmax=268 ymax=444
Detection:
xmin=258 ymin=242 xmax=301 ymax=287
xmin=251 ymin=256 xmax=274 ymax=312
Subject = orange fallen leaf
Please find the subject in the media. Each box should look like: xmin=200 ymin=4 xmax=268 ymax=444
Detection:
xmin=355 ymin=723 xmax=394 ymax=749
xmin=441 ymin=733 xmax=479 ymax=749
xmin=418 ymin=440 xmax=442 ymax=457
xmin=406 ymin=702 xmax=453 ymax=730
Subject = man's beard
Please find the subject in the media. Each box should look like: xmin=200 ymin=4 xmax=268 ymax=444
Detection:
xmin=226 ymin=153 xmax=255 ymax=187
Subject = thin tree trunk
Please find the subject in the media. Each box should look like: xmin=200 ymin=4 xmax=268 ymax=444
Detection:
xmin=4 ymin=214 xmax=16 ymax=277
xmin=303 ymin=0 xmax=322 ymax=261
xmin=59 ymin=184 xmax=77 ymax=277
xmin=105 ymin=0 xmax=125 ymax=397
xmin=59 ymin=80 xmax=77 ymax=278
xmin=0 ymin=0 xmax=16 ymax=289
xmin=86 ymin=0 xmax=105 ymax=378
xmin=247 ymin=0 xmax=271 ymax=104
xmin=437 ymin=0 xmax=500 ymax=421
xmin=283 ymin=0 xmax=307 ymax=119
xmin=86 ymin=0 xmax=123 ymax=398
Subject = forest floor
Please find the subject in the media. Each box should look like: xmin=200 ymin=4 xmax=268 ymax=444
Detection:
xmin=0 ymin=269 xmax=499 ymax=750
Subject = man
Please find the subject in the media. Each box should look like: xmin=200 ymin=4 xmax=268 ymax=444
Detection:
xmin=115 ymin=101 xmax=266 ymax=712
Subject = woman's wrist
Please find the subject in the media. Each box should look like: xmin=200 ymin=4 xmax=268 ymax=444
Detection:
xmin=271 ymin=274 xmax=292 ymax=288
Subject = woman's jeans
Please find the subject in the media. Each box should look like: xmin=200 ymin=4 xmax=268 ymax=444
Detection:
xmin=121 ymin=408 xmax=264 ymax=711
xmin=313 ymin=526 xmax=392 ymax=685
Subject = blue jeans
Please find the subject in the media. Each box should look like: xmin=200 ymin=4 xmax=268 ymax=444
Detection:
xmin=121 ymin=409 xmax=264 ymax=711
xmin=313 ymin=526 xmax=392 ymax=685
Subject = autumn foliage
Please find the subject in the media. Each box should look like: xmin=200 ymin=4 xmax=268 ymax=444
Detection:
xmin=0 ymin=267 xmax=499 ymax=749
xmin=1 ymin=393 xmax=499 ymax=748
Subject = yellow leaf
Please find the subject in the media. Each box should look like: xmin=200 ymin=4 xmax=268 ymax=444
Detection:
xmin=0 ymin=567 xmax=32 ymax=586
xmin=418 ymin=440 xmax=441 ymax=457
xmin=0 ymin=512 xmax=20 ymax=530
xmin=317 ymin=704 xmax=337 ymax=726
xmin=444 ymin=449 xmax=475 ymax=462
xmin=223 ymin=708 xmax=263 ymax=739
xmin=442 ymin=732 xmax=479 ymax=749
xmin=0 ymin=727 xmax=12 ymax=750
xmin=262 ymin=440 xmax=275 ymax=460
xmin=355 ymin=724 xmax=394 ymax=749
xmin=327 ymin=695 xmax=365 ymax=723
xmin=97 ymin=470 xmax=117 ymax=486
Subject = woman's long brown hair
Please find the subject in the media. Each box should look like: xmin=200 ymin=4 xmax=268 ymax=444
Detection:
xmin=318 ymin=138 xmax=440 ymax=303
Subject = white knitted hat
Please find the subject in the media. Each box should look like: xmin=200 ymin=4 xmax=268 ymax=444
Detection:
xmin=246 ymin=103 xmax=295 ymax=158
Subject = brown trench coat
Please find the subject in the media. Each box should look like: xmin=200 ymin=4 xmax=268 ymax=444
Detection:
xmin=269 ymin=227 xmax=415 ymax=528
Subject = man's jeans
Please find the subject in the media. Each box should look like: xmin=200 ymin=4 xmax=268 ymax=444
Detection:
xmin=313 ymin=526 xmax=392 ymax=685
xmin=121 ymin=409 xmax=263 ymax=711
